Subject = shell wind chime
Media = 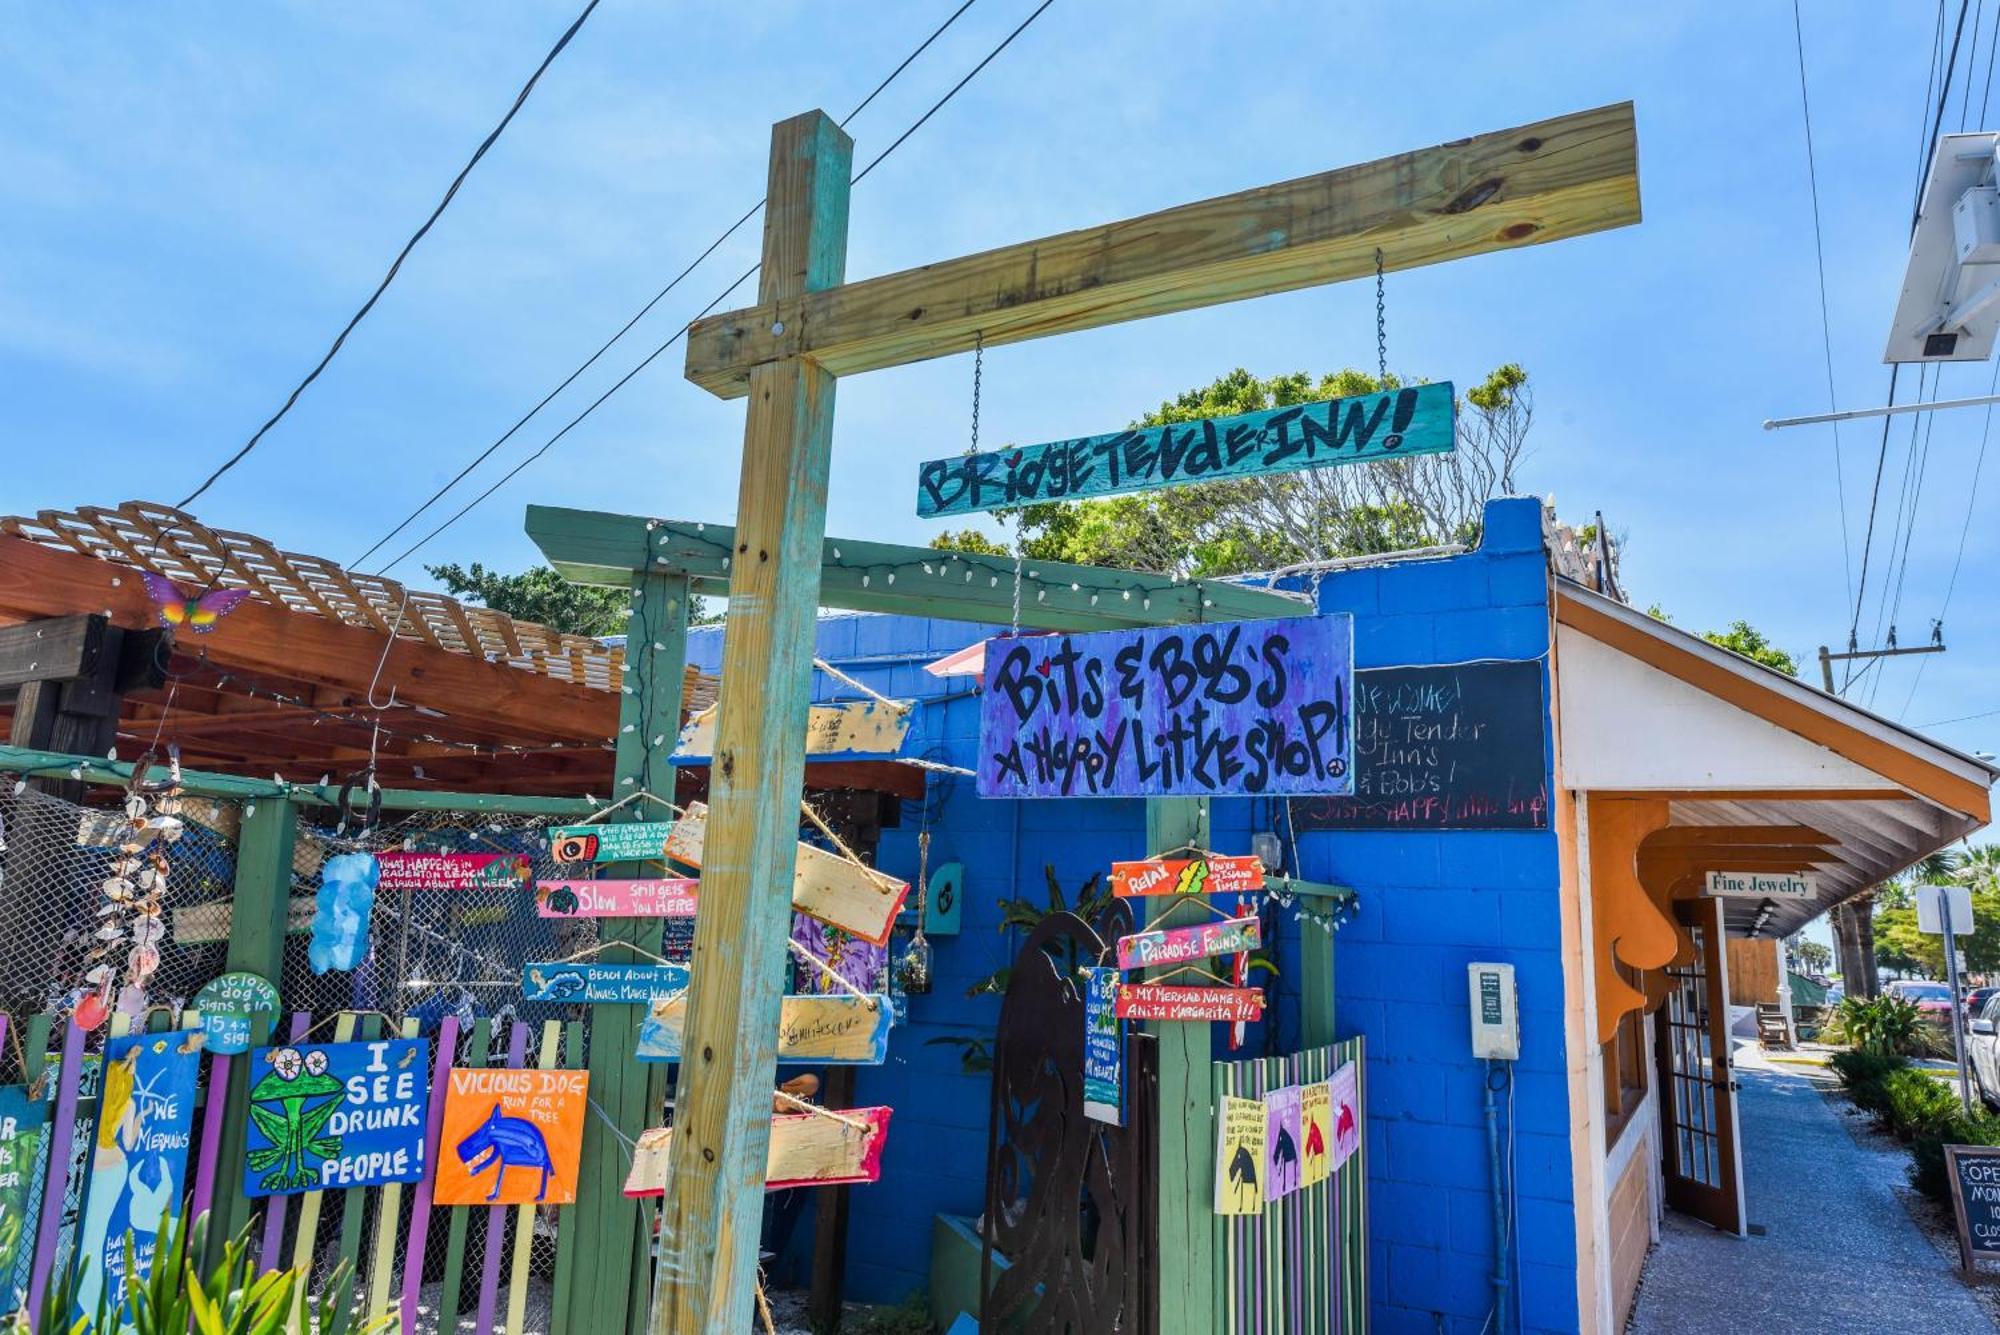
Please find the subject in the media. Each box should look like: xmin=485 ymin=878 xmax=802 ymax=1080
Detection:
xmin=77 ymin=748 xmax=185 ymax=1030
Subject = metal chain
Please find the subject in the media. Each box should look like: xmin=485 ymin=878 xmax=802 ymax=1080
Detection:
xmin=1374 ymin=247 xmax=1387 ymax=385
xmin=969 ymin=330 xmax=984 ymax=454
xmin=1010 ymin=523 xmax=1024 ymax=635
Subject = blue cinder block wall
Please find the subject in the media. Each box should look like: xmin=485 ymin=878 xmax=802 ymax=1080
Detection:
xmin=681 ymin=496 xmax=1575 ymax=1329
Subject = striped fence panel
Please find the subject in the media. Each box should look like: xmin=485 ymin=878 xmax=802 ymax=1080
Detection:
xmin=1212 ymin=1038 xmax=1369 ymax=1335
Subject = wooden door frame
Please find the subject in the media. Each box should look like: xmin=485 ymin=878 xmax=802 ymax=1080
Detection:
xmin=1653 ymin=895 xmax=1746 ymax=1235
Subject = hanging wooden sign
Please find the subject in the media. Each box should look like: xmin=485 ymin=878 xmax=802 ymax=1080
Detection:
xmin=434 ymin=1067 xmax=589 ymax=1206
xmin=242 ymin=1039 xmax=431 ymax=1196
xmin=0 ymin=1085 xmax=48 ymax=1316
xmin=520 ymin=962 xmax=690 ymax=1004
xmin=635 ymin=993 xmax=893 ymax=1065
xmin=74 ymin=1034 xmax=200 ymax=1323
xmin=674 ymin=699 xmax=912 ymax=763
xmin=917 ymin=382 xmax=1456 ymax=518
xmin=548 ymin=821 xmax=678 ymax=865
xmin=665 ymin=801 xmax=908 ymax=945
xmin=1083 ymin=966 xmax=1123 ymax=1125
xmin=375 ymin=852 xmax=531 ymax=893
xmin=536 ymin=878 xmax=699 ymax=919
xmin=1115 ymin=983 xmax=1266 ymax=1023
xmin=977 ymin=615 xmax=1354 ymax=799
xmin=1111 ymin=854 xmax=1265 ymax=898
xmin=1115 ymin=915 xmax=1260 ymax=971
xmin=623 ymin=1106 xmax=892 ymax=1198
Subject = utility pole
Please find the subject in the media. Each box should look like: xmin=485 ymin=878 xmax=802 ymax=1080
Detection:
xmin=1817 ymin=627 xmax=1946 ymax=694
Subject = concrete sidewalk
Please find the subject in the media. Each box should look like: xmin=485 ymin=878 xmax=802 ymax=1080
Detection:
xmin=1630 ymin=1050 xmax=1995 ymax=1334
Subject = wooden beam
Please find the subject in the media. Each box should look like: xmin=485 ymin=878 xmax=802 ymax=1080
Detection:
xmin=684 ymin=103 xmax=1640 ymax=397
xmin=1644 ymin=825 xmax=1834 ymax=848
xmin=0 ymin=614 xmax=109 ymax=689
xmin=526 ymin=506 xmax=1309 ymax=630
xmin=653 ymin=110 xmax=853 ymax=1335
xmin=0 ymin=534 xmax=617 ymax=746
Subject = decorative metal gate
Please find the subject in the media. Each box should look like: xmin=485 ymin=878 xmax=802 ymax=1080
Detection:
xmin=981 ymin=909 xmax=1157 ymax=1334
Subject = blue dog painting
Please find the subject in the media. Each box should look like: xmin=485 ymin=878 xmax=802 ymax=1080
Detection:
xmin=455 ymin=1105 xmax=554 ymax=1202
xmin=437 ymin=1066 xmax=589 ymax=1206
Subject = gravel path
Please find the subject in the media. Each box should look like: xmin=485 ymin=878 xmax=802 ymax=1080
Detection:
xmin=1631 ymin=1048 xmax=1996 ymax=1334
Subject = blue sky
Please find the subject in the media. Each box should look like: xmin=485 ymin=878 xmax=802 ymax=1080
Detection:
xmin=3 ymin=2 xmax=1995 ymax=759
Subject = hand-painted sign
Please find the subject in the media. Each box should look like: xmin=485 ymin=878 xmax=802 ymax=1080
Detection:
xmin=73 ymin=1034 xmax=199 ymax=1323
xmin=1115 ymin=915 xmax=1260 ymax=971
xmin=1115 ymin=984 xmax=1266 ymax=1023
xmin=917 ymin=382 xmax=1456 ymax=518
xmin=1083 ymin=967 xmax=1123 ymax=1125
xmin=375 ymin=852 xmax=531 ymax=892
xmin=675 ymin=699 xmax=912 ymax=763
xmin=0 ymin=1086 xmax=48 ymax=1316
xmin=636 ymin=994 xmax=893 ymax=1065
xmin=667 ymin=801 xmax=908 ymax=944
xmin=1704 ymin=871 xmax=1816 ymax=899
xmin=536 ymin=878 xmax=699 ymax=919
xmin=242 ymin=1039 xmax=430 ymax=1196
xmin=1329 ymin=1061 xmax=1360 ymax=1170
xmin=978 ymin=616 xmax=1353 ymax=799
xmin=1111 ymin=854 xmax=1265 ymax=898
xmin=791 ymin=914 xmax=889 ymax=997
xmin=1299 ymin=1081 xmax=1333 ymax=1188
xmin=624 ymin=1106 xmax=893 ymax=1197
xmin=1265 ymin=1085 xmax=1302 ymax=1201
xmin=1945 ymin=1145 xmax=2000 ymax=1270
xmin=1215 ymin=1095 xmax=1266 ymax=1216
xmin=520 ymin=962 xmax=690 ymax=1004
xmin=191 ymin=971 xmax=279 ymax=1055
xmin=924 ymin=860 xmax=964 ymax=936
xmin=549 ymin=820 xmax=677 ymax=865
xmin=434 ymin=1067 xmax=589 ymax=1206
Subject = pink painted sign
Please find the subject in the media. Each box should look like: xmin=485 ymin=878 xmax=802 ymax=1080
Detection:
xmin=1114 ymin=915 xmax=1260 ymax=971
xmin=375 ymin=852 xmax=530 ymax=893
xmin=1114 ymin=984 xmax=1266 ymax=1023
xmin=536 ymin=879 xmax=699 ymax=919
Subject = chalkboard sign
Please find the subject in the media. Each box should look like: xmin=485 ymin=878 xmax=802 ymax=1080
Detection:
xmin=1288 ymin=660 xmax=1548 ymax=831
xmin=1947 ymin=1144 xmax=2000 ymax=1269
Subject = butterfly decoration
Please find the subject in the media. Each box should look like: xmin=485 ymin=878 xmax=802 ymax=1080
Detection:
xmin=141 ymin=573 xmax=252 ymax=633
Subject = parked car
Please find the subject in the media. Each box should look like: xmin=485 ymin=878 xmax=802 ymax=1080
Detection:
xmin=1966 ymin=986 xmax=2000 ymax=1025
xmin=1884 ymin=979 xmax=1958 ymax=1025
xmin=1971 ymin=994 xmax=2000 ymax=1108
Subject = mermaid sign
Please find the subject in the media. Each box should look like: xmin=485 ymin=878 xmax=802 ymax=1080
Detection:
xmin=434 ymin=1067 xmax=589 ymax=1206
xmin=73 ymin=1034 xmax=199 ymax=1323
xmin=241 ymin=1039 xmax=431 ymax=1197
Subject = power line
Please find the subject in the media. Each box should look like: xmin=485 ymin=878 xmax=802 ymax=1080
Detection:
xmin=348 ymin=0 xmax=986 ymax=570
xmin=1899 ymin=357 xmax=2000 ymax=719
xmin=176 ymin=0 xmax=604 ymax=511
xmin=370 ymin=0 xmax=1061 ymax=577
xmin=1917 ymin=704 xmax=2000 ymax=728
xmin=1790 ymin=0 xmax=1855 ymax=613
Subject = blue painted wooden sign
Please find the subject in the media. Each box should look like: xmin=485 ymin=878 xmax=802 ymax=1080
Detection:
xmin=242 ymin=1038 xmax=431 ymax=1197
xmin=636 ymin=993 xmax=893 ymax=1065
xmin=977 ymin=614 xmax=1354 ymax=798
xmin=520 ymin=961 xmax=690 ymax=1004
xmin=1083 ymin=967 xmax=1123 ymax=1126
xmin=73 ymin=1034 xmax=200 ymax=1324
xmin=916 ymin=382 xmax=1455 ymax=518
xmin=0 ymin=1085 xmax=48 ymax=1316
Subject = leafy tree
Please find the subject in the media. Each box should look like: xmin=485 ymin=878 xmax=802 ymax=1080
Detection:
xmin=931 ymin=363 xmax=1533 ymax=578
xmin=1872 ymin=846 xmax=2000 ymax=976
xmin=926 ymin=527 xmax=1009 ymax=557
xmin=1792 ymin=939 xmax=1833 ymax=976
xmin=426 ymin=562 xmax=631 ymax=636
xmin=1645 ymin=608 xmax=1798 ymax=677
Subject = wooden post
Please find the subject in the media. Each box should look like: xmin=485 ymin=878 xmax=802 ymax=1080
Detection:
xmin=204 ymin=795 xmax=298 ymax=1266
xmin=558 ymin=571 xmax=688 ymax=1335
xmin=651 ymin=109 xmax=852 ymax=1335
xmin=1145 ymin=796 xmax=1218 ymax=1335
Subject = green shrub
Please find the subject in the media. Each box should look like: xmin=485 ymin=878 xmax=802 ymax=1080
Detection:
xmin=1831 ymin=995 xmax=1929 ymax=1057
xmin=1828 ymin=1047 xmax=1907 ymax=1113
xmin=1879 ymin=1067 xmax=1963 ymax=1141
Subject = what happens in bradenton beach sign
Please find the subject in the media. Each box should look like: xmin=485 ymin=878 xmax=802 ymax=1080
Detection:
xmin=916 ymin=382 xmax=1455 ymax=518
xmin=977 ymin=614 xmax=1353 ymax=799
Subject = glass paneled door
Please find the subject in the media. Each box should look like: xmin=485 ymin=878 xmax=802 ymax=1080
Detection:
xmin=1654 ymin=895 xmax=1746 ymax=1234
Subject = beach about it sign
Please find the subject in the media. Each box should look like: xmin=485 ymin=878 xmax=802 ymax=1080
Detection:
xmin=1705 ymin=871 xmax=1816 ymax=899
xmin=916 ymin=382 xmax=1455 ymax=518
xmin=978 ymin=615 xmax=1353 ymax=799
xmin=520 ymin=962 xmax=690 ymax=1004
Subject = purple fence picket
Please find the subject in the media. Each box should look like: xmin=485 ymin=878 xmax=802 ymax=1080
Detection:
xmin=190 ymin=1050 xmax=233 ymax=1224
xmin=258 ymin=1012 xmax=314 ymax=1273
xmin=474 ymin=1022 xmax=529 ymax=1335
xmin=402 ymin=1014 xmax=459 ymax=1334
xmin=26 ymin=1020 xmax=85 ymax=1317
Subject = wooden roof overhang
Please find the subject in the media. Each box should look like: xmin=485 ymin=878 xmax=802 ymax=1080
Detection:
xmin=1553 ymin=580 xmax=1999 ymax=1042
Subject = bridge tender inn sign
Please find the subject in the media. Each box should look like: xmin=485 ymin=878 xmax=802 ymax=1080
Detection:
xmin=916 ymin=382 xmax=1454 ymax=518
xmin=977 ymin=614 xmax=1353 ymax=798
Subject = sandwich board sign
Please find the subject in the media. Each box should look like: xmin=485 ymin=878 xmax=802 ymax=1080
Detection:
xmin=1946 ymin=1144 xmax=2000 ymax=1271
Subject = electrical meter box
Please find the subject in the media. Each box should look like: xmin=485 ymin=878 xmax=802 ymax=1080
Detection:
xmin=1955 ymin=185 xmax=2000 ymax=265
xmin=1467 ymin=962 xmax=1519 ymax=1060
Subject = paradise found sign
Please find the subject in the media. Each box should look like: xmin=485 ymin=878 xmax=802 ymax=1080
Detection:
xmin=978 ymin=615 xmax=1353 ymax=799
xmin=916 ymin=382 xmax=1456 ymax=518
xmin=242 ymin=1039 xmax=431 ymax=1196
xmin=1115 ymin=915 xmax=1261 ymax=971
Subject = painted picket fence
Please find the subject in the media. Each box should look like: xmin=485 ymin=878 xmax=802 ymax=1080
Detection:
xmin=2 ymin=1008 xmax=611 ymax=1335
xmin=1211 ymin=1039 xmax=1368 ymax=1335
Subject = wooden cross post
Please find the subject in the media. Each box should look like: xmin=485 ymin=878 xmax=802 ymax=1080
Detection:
xmin=654 ymin=101 xmax=1640 ymax=1328
xmin=650 ymin=111 xmax=852 ymax=1335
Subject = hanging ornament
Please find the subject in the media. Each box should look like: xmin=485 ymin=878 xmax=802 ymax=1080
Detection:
xmin=78 ymin=746 xmax=185 ymax=1015
xmin=896 ymin=829 xmax=935 ymax=996
xmin=74 ymin=989 xmax=110 ymax=1032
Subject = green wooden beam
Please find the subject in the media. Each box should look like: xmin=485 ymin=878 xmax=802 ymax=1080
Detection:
xmin=1144 ymin=797 xmax=1218 ymax=1335
xmin=525 ymin=505 xmax=1310 ymax=630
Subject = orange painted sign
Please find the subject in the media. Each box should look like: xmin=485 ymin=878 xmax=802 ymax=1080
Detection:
xmin=1111 ymin=855 xmax=1264 ymax=898
xmin=433 ymin=1067 xmax=589 ymax=1206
